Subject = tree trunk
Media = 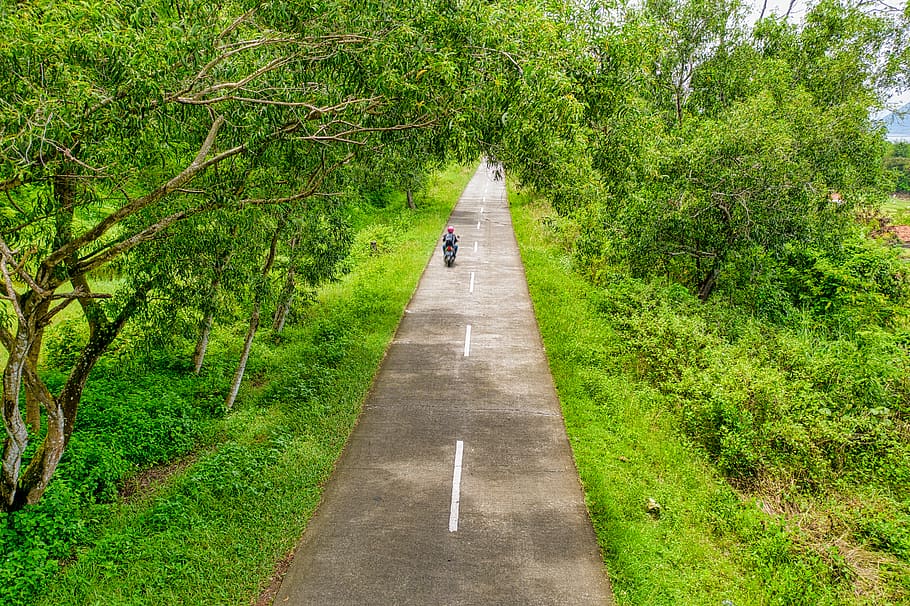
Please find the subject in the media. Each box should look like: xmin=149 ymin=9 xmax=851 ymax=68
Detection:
xmin=675 ymin=86 xmax=683 ymax=125
xmin=406 ymin=188 xmax=416 ymax=209
xmin=193 ymin=310 xmax=215 ymax=374
xmin=272 ymin=294 xmax=294 ymax=334
xmin=224 ymin=222 xmax=283 ymax=409
xmin=225 ymin=303 xmax=260 ymax=410
xmin=192 ymin=246 xmax=234 ymax=373
xmin=24 ymin=330 xmax=43 ymax=434
xmin=2 ymin=295 xmax=132 ymax=511
xmin=697 ymin=267 xmax=720 ymax=302
xmin=272 ymin=230 xmax=300 ymax=334
xmin=272 ymin=264 xmax=296 ymax=334
xmin=1 ymin=332 xmax=32 ymax=510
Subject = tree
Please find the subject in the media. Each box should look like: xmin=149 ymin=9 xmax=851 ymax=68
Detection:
xmin=0 ymin=0 xmax=507 ymax=511
xmin=569 ymin=0 xmax=895 ymax=301
xmin=643 ymin=0 xmax=748 ymax=125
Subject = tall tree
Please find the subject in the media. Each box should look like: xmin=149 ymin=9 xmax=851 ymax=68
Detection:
xmin=0 ymin=0 xmax=506 ymax=511
xmin=569 ymin=0 xmax=897 ymax=301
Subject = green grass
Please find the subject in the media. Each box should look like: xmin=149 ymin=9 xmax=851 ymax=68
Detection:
xmin=27 ymin=164 xmax=476 ymax=605
xmin=511 ymin=191 xmax=767 ymax=605
xmin=509 ymin=189 xmax=906 ymax=605
xmin=882 ymin=195 xmax=910 ymax=215
xmin=881 ymin=195 xmax=910 ymax=225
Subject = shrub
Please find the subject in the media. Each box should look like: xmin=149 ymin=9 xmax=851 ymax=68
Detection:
xmin=592 ymin=269 xmax=910 ymax=496
xmin=56 ymin=437 xmax=133 ymax=504
xmin=0 ymin=484 xmax=86 ymax=606
xmin=782 ymin=240 xmax=909 ymax=330
xmin=43 ymin=319 xmax=88 ymax=371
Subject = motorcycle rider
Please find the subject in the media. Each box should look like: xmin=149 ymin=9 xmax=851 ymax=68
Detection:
xmin=442 ymin=225 xmax=459 ymax=258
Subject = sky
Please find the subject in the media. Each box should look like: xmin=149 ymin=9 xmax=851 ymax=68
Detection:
xmin=746 ymin=0 xmax=809 ymax=22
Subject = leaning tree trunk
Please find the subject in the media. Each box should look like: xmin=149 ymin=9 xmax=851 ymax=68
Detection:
xmin=193 ymin=311 xmax=215 ymax=374
xmin=272 ymin=292 xmax=294 ymax=334
xmin=697 ymin=266 xmax=720 ymax=302
xmin=2 ymin=288 xmax=133 ymax=511
xmin=225 ymin=304 xmax=260 ymax=410
xmin=193 ymin=245 xmax=235 ymax=373
xmin=225 ymin=223 xmax=282 ymax=410
xmin=406 ymin=189 xmax=416 ymax=210
xmin=1 ymin=331 xmax=33 ymax=510
xmin=272 ymin=231 xmax=300 ymax=335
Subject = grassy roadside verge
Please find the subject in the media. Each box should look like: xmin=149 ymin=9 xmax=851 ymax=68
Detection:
xmin=510 ymin=188 xmax=910 ymax=605
xmin=511 ymin=190 xmax=765 ymax=605
xmin=29 ymin=164 xmax=475 ymax=606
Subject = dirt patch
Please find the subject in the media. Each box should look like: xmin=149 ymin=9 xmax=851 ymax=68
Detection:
xmin=888 ymin=224 xmax=910 ymax=244
xmin=251 ymin=549 xmax=296 ymax=606
xmin=119 ymin=454 xmax=198 ymax=504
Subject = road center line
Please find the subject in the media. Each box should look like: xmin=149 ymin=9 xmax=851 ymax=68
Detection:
xmin=469 ymin=272 xmax=475 ymax=293
xmin=449 ymin=440 xmax=464 ymax=532
xmin=474 ymin=242 xmax=478 ymax=253
xmin=477 ymin=220 xmax=481 ymax=230
xmin=464 ymin=325 xmax=472 ymax=357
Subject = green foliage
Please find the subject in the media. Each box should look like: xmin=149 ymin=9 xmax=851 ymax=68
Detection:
xmin=782 ymin=239 xmax=910 ymax=329
xmin=568 ymin=0 xmax=897 ymax=302
xmin=0 ymin=484 xmax=86 ymax=606
xmin=0 ymin=359 xmax=219 ymax=603
xmin=854 ymin=506 xmax=910 ymax=560
xmin=514 ymin=189 xmax=910 ymax=603
xmin=75 ymin=374 xmax=211 ymax=468
xmin=56 ymin=437 xmax=133 ymax=504
xmin=2 ymin=0 xmax=539 ymax=513
xmin=885 ymin=142 xmax=910 ymax=193
xmin=747 ymin=521 xmax=846 ymax=606
xmin=586 ymin=262 xmax=910 ymax=493
xmin=2 ymin=164 xmax=469 ymax=606
xmin=43 ymin=320 xmax=88 ymax=371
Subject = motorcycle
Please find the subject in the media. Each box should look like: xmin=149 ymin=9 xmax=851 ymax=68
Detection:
xmin=443 ymin=244 xmax=456 ymax=267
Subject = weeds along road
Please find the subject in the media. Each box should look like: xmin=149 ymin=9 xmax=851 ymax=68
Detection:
xmin=273 ymin=164 xmax=614 ymax=605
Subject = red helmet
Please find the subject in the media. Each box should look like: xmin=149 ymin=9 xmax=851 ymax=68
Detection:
xmin=447 ymin=226 xmax=454 ymax=233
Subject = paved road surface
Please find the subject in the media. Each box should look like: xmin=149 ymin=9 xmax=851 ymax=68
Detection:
xmin=273 ymin=164 xmax=613 ymax=605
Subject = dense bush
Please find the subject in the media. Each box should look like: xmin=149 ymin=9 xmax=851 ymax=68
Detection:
xmin=0 ymin=484 xmax=86 ymax=606
xmin=588 ymin=240 xmax=910 ymax=506
xmin=1 ymin=357 xmax=223 ymax=605
xmin=514 ymin=192 xmax=908 ymax=603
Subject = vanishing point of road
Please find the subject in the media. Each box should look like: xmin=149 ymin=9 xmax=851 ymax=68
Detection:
xmin=274 ymin=164 xmax=614 ymax=605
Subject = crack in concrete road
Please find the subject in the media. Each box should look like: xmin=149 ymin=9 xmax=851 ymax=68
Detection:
xmin=273 ymin=164 xmax=614 ymax=605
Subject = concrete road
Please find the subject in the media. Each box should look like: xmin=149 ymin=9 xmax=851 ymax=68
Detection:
xmin=273 ymin=164 xmax=613 ymax=605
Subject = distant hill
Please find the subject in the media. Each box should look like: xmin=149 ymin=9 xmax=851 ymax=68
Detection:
xmin=882 ymin=102 xmax=910 ymax=141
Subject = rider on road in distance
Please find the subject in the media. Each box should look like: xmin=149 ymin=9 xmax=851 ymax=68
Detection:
xmin=442 ymin=225 xmax=459 ymax=258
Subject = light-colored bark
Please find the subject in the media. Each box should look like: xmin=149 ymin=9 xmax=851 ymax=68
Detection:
xmin=193 ymin=311 xmax=215 ymax=374
xmin=24 ymin=331 xmax=43 ymax=434
xmin=225 ymin=303 xmax=260 ymax=410
xmin=272 ymin=259 xmax=297 ymax=334
xmin=273 ymin=294 xmax=294 ymax=334
xmin=1 ymin=332 xmax=31 ymax=509
xmin=225 ymin=221 xmax=283 ymax=409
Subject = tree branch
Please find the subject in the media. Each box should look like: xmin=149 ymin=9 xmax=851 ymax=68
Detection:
xmin=0 ymin=239 xmax=46 ymax=298
xmin=239 ymin=151 xmax=356 ymax=205
xmin=40 ymin=115 xmax=229 ymax=273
